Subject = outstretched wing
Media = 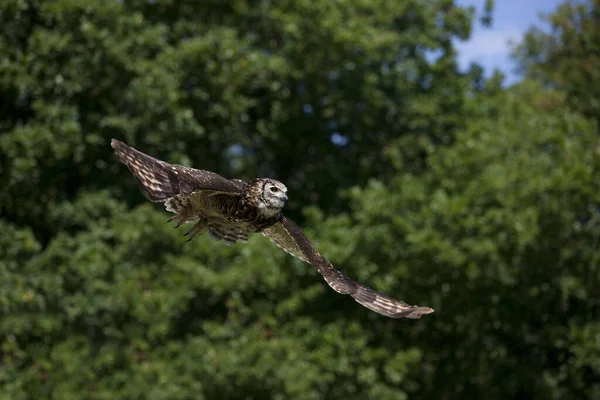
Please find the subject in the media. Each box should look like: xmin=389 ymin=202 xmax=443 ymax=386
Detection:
xmin=111 ymin=139 xmax=244 ymax=201
xmin=263 ymin=217 xmax=434 ymax=319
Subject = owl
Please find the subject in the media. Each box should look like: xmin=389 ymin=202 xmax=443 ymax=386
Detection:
xmin=112 ymin=139 xmax=433 ymax=319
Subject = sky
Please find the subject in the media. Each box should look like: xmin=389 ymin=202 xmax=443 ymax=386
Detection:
xmin=454 ymin=0 xmax=566 ymax=85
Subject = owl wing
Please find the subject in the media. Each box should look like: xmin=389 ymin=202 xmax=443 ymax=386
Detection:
xmin=111 ymin=139 xmax=244 ymax=201
xmin=263 ymin=217 xmax=434 ymax=319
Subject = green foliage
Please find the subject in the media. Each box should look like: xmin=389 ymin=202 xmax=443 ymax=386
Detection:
xmin=344 ymin=81 xmax=600 ymax=398
xmin=0 ymin=0 xmax=473 ymax=221
xmin=1 ymin=194 xmax=427 ymax=399
xmin=513 ymin=0 xmax=600 ymax=127
xmin=1 ymin=0 xmax=599 ymax=399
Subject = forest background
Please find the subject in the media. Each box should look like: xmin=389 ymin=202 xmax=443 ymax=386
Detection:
xmin=1 ymin=0 xmax=599 ymax=399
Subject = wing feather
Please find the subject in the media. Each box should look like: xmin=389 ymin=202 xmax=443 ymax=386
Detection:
xmin=263 ymin=217 xmax=434 ymax=319
xmin=111 ymin=139 xmax=243 ymax=202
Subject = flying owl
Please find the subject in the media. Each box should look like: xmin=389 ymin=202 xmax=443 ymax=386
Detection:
xmin=111 ymin=139 xmax=434 ymax=319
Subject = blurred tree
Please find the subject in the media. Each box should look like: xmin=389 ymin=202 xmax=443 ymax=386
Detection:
xmin=513 ymin=0 xmax=600 ymax=129
xmin=0 ymin=0 xmax=477 ymax=399
xmin=0 ymin=0 xmax=474 ymax=232
xmin=4 ymin=0 xmax=597 ymax=399
xmin=342 ymin=81 xmax=600 ymax=398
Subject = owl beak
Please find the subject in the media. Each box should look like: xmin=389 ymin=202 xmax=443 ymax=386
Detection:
xmin=282 ymin=194 xmax=288 ymax=202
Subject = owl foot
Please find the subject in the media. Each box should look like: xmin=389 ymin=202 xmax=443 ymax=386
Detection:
xmin=183 ymin=221 xmax=205 ymax=242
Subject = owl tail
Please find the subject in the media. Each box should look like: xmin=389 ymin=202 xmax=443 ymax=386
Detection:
xmin=111 ymin=139 xmax=179 ymax=202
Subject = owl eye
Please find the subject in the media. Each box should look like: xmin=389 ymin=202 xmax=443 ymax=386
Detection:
xmin=269 ymin=186 xmax=279 ymax=193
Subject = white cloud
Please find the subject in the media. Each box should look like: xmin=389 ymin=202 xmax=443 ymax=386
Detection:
xmin=455 ymin=30 xmax=522 ymax=61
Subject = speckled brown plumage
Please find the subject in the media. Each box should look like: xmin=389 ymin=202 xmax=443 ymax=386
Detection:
xmin=111 ymin=139 xmax=434 ymax=319
xmin=112 ymin=139 xmax=285 ymax=244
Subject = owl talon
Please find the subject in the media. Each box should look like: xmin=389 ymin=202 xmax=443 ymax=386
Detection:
xmin=168 ymin=213 xmax=190 ymax=229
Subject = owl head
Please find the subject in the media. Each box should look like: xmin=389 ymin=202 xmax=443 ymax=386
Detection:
xmin=253 ymin=178 xmax=288 ymax=216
